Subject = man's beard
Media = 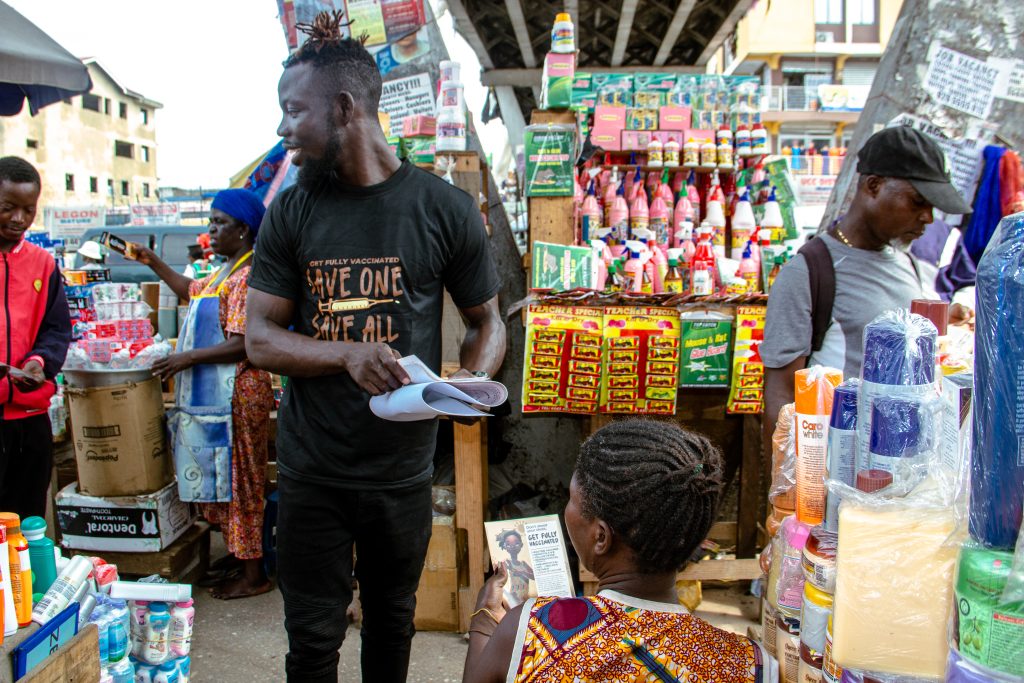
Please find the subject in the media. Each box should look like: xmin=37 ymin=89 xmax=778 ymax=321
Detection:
xmin=297 ymin=133 xmax=342 ymax=192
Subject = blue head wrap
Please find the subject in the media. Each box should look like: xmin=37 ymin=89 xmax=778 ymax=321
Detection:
xmin=211 ymin=188 xmax=267 ymax=238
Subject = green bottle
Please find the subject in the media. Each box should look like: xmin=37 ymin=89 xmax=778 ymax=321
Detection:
xmin=21 ymin=517 xmax=57 ymax=595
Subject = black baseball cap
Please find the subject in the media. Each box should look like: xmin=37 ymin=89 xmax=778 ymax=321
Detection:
xmin=857 ymin=126 xmax=972 ymax=215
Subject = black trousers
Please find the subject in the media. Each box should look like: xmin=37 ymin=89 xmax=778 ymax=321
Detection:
xmin=277 ymin=473 xmax=432 ymax=683
xmin=0 ymin=415 xmax=54 ymax=520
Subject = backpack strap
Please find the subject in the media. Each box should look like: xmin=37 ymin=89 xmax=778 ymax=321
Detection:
xmin=798 ymin=236 xmax=836 ymax=354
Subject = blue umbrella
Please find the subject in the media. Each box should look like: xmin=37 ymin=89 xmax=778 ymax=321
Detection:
xmin=0 ymin=1 xmax=92 ymax=116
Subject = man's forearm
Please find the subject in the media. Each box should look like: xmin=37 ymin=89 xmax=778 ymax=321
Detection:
xmin=187 ymin=335 xmax=248 ymax=366
xmin=459 ymin=316 xmax=506 ymax=377
xmin=246 ymin=321 xmax=349 ymax=378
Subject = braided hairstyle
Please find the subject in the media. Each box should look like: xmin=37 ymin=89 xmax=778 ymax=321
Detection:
xmin=575 ymin=419 xmax=724 ymax=574
xmin=496 ymin=529 xmax=523 ymax=551
xmin=285 ymin=10 xmax=382 ymax=113
xmin=0 ymin=157 xmax=40 ymax=187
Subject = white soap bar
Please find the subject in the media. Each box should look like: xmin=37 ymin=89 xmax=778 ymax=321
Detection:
xmin=831 ymin=502 xmax=960 ymax=678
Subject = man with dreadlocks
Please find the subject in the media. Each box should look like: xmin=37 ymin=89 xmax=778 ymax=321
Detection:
xmin=463 ymin=419 xmax=778 ymax=683
xmin=246 ymin=11 xmax=505 ymax=683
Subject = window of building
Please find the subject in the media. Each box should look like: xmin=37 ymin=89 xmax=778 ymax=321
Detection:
xmin=850 ymin=0 xmax=880 ymax=42
xmin=121 ymin=180 xmax=130 ymax=196
xmin=104 ymin=98 xmax=111 ymax=115
xmin=143 ymin=183 xmax=151 ymax=198
xmin=90 ymin=177 xmax=99 ymax=193
xmin=26 ymin=139 xmax=38 ymax=149
xmin=141 ymin=108 xmax=149 ymax=125
xmin=815 ymin=0 xmax=843 ymax=24
xmin=65 ymin=174 xmax=75 ymax=191
xmin=107 ymin=178 xmax=113 ymax=192
xmin=115 ymin=140 xmax=134 ymax=158
xmin=119 ymin=102 xmax=127 ymax=119
xmin=82 ymin=93 xmax=101 ymax=112
xmin=142 ymin=146 xmax=151 ymax=163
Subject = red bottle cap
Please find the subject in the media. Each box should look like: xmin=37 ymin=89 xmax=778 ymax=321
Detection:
xmin=856 ymin=469 xmax=893 ymax=493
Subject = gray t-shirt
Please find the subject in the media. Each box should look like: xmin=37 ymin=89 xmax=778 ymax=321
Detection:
xmin=761 ymin=234 xmax=926 ymax=378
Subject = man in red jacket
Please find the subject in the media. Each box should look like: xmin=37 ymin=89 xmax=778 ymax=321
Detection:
xmin=0 ymin=157 xmax=72 ymax=519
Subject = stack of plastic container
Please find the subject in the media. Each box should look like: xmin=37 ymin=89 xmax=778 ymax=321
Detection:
xmin=435 ymin=60 xmax=466 ymax=152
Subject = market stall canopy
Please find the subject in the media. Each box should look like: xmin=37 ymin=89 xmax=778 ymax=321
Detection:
xmin=449 ymin=0 xmax=754 ymax=117
xmin=0 ymin=0 xmax=92 ymax=116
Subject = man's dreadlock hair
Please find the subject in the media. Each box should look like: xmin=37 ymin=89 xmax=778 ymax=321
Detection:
xmin=285 ymin=10 xmax=382 ymax=113
xmin=575 ymin=419 xmax=724 ymax=574
xmin=0 ymin=156 xmax=40 ymax=187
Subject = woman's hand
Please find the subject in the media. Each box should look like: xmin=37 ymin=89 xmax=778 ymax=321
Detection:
xmin=474 ymin=562 xmax=510 ymax=625
xmin=129 ymin=244 xmax=156 ymax=265
xmin=152 ymin=352 xmax=193 ymax=381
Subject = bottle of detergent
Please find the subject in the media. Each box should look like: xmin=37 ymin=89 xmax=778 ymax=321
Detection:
xmin=623 ymin=241 xmax=652 ymax=293
xmin=673 ymin=192 xmax=693 ymax=247
xmin=629 ymin=185 xmax=649 ymax=239
xmin=731 ymin=188 xmax=757 ymax=260
xmin=609 ymin=183 xmax=630 ymax=245
xmin=634 ymin=227 xmax=666 ymax=292
xmin=664 ymin=136 xmax=680 ymax=168
xmin=704 ymin=191 xmax=727 ymax=259
xmin=686 ymin=171 xmax=702 ymax=224
xmin=649 ymin=189 xmax=670 ymax=247
xmin=739 ymin=244 xmax=760 ymax=293
xmin=691 ymin=224 xmax=718 ymax=296
xmin=664 ymin=249 xmax=685 ymax=294
xmin=762 ymin=187 xmax=784 ymax=244
xmin=581 ymin=181 xmax=602 ymax=244
xmin=671 ymin=169 xmax=685 ymax=195
xmin=550 ymin=12 xmax=575 ymax=53
xmin=647 ymin=136 xmax=663 ymax=168
xmin=735 ymin=125 xmax=752 ymax=157
xmin=603 ymin=167 xmax=620 ymax=229
xmin=683 ymin=138 xmax=700 ymax=168
xmin=591 ymin=238 xmax=611 ymax=291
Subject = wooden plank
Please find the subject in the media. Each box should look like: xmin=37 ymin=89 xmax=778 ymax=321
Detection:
xmin=579 ymin=558 xmax=761 ymax=586
xmin=441 ymin=292 xmax=468 ymax=368
xmin=453 ymin=421 xmax=487 ymax=632
xmin=528 ymin=196 xmax=575 ymax=251
xmin=530 ymin=109 xmax=576 ymax=125
xmin=73 ymin=522 xmax=210 ymax=581
xmin=21 ymin=624 xmax=99 ymax=683
xmin=737 ymin=414 xmax=762 ymax=558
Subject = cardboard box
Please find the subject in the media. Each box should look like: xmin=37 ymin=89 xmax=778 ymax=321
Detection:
xmin=659 ymin=105 xmax=693 ymax=131
xmin=940 ymin=373 xmax=973 ymax=474
xmin=593 ymin=105 xmax=627 ymax=130
xmin=685 ymin=128 xmax=716 ymax=144
xmin=590 ymin=126 xmax=622 ymax=151
xmin=541 ymin=52 xmax=575 ymax=110
xmin=414 ymin=516 xmax=466 ymax=632
xmin=532 ymin=242 xmax=598 ymax=291
xmin=56 ymin=481 xmax=196 ymax=553
xmin=67 ymin=377 xmax=172 ymax=497
xmin=401 ymin=115 xmax=436 ymax=138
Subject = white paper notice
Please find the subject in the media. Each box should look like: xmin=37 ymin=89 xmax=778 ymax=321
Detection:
xmin=378 ymin=72 xmax=435 ymax=138
xmin=523 ymin=518 xmax=575 ymax=599
xmin=993 ymin=58 xmax=1024 ymax=103
xmin=924 ymin=43 xmax=1004 ymax=119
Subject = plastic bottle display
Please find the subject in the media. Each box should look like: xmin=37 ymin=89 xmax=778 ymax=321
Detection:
xmin=581 ymin=181 xmax=602 ymax=244
xmin=131 ymin=600 xmax=150 ymax=658
xmin=435 ymin=107 xmax=467 ymax=152
xmin=550 ymin=12 xmax=575 ymax=53
xmin=704 ymin=194 xmax=727 ymax=258
xmin=738 ymin=245 xmax=760 ymax=294
xmin=649 ymin=191 xmax=670 ymax=246
xmin=735 ymin=125 xmax=752 ymax=157
xmin=629 ymin=187 xmax=649 ymax=239
xmin=154 ymin=660 xmax=180 ymax=683
xmin=663 ymin=137 xmax=680 ymax=167
xmin=699 ymin=140 xmax=717 ymax=169
xmin=32 ymin=554 xmax=93 ymax=625
xmin=664 ymin=250 xmax=684 ymax=294
xmin=609 ymin=184 xmax=629 ymax=243
xmin=108 ymin=657 xmax=135 ymax=683
xmin=21 ymin=517 xmax=57 ymax=595
xmin=143 ymin=602 xmax=171 ymax=665
xmin=691 ymin=225 xmax=717 ymax=296
xmin=752 ymin=123 xmax=770 ymax=155
xmin=0 ymin=514 xmax=32 ymax=627
xmin=169 ymin=600 xmax=194 ymax=657
xmin=761 ymin=187 xmax=784 ymax=243
xmin=603 ymin=168 xmax=619 ymax=228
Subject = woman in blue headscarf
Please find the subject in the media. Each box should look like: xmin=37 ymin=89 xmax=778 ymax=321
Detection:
xmin=132 ymin=189 xmax=274 ymax=599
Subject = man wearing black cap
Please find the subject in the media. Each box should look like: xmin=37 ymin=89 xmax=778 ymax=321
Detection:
xmin=761 ymin=126 xmax=971 ymax=455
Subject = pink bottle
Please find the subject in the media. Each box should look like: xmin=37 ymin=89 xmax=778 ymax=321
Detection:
xmin=623 ymin=241 xmax=649 ymax=293
xmin=672 ymin=194 xmax=692 ymax=248
xmin=686 ymin=172 xmax=702 ymax=224
xmin=671 ymin=170 xmax=685 ymax=196
xmin=738 ymin=244 xmax=760 ymax=293
xmin=603 ymin=168 xmax=620 ymax=229
xmin=649 ymin=191 xmax=670 ymax=247
xmin=629 ymin=187 xmax=649 ymax=240
xmin=581 ymin=181 xmax=602 ymax=244
xmin=645 ymin=171 xmax=660 ymax=198
xmin=609 ymin=184 xmax=630 ymax=253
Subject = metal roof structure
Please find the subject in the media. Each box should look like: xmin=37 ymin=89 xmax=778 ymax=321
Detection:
xmin=447 ymin=0 xmax=754 ymax=122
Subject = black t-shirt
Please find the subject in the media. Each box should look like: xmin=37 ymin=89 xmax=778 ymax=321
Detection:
xmin=249 ymin=161 xmax=501 ymax=489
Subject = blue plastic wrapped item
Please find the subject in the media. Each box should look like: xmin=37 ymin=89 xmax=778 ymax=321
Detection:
xmin=868 ymin=396 xmax=932 ymax=487
xmin=857 ymin=309 xmax=939 ymax=476
xmin=824 ymin=379 xmax=859 ymax=532
xmin=970 ymin=212 xmax=1024 ymax=550
xmin=946 ymin=648 xmax=1023 ymax=682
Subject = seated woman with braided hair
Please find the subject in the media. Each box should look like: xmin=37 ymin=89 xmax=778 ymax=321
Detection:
xmin=463 ymin=419 xmax=778 ymax=683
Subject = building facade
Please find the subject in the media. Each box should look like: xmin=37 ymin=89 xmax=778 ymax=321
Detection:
xmin=0 ymin=58 xmax=161 ymax=213
xmin=712 ymin=0 xmax=903 ymax=159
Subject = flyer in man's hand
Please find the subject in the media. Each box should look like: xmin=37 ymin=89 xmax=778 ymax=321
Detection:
xmin=484 ymin=515 xmax=575 ymax=607
xmin=368 ymin=356 xmax=508 ymax=422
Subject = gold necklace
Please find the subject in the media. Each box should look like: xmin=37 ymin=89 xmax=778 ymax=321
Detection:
xmin=833 ymin=226 xmax=854 ymax=247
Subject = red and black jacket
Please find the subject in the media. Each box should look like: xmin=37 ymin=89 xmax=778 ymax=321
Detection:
xmin=1 ymin=239 xmax=72 ymax=420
